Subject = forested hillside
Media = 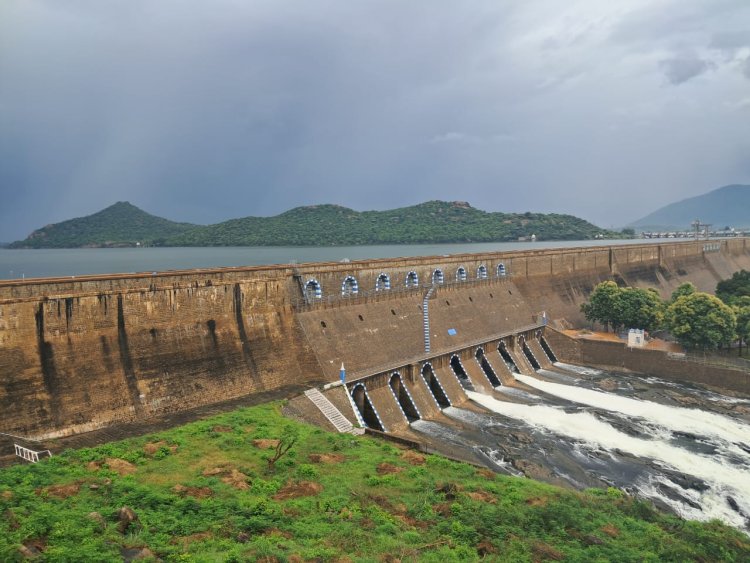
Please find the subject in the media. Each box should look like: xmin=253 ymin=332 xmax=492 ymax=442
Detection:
xmin=11 ymin=200 xmax=613 ymax=248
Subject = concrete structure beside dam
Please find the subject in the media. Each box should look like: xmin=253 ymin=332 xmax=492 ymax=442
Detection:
xmin=1 ymin=238 xmax=750 ymax=443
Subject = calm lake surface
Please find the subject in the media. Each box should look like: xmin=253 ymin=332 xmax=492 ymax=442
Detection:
xmin=0 ymin=239 xmax=666 ymax=280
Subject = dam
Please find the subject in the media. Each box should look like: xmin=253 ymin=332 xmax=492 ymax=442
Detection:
xmin=3 ymin=238 xmax=750 ymax=528
xmin=1 ymin=238 xmax=749 ymax=442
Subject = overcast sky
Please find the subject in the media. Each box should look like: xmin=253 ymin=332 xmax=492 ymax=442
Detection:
xmin=1 ymin=0 xmax=749 ymax=241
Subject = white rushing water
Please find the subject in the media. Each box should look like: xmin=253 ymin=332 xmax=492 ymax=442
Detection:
xmin=553 ymin=362 xmax=603 ymax=376
xmin=467 ymin=390 xmax=750 ymax=529
xmin=513 ymin=373 xmax=750 ymax=448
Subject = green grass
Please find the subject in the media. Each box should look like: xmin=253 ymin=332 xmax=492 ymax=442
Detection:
xmin=1 ymin=403 xmax=748 ymax=561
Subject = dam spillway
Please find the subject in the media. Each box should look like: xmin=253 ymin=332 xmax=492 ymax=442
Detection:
xmin=1 ymin=238 xmax=750 ymax=442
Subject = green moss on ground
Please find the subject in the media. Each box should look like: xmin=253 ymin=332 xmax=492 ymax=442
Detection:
xmin=1 ymin=403 xmax=748 ymax=561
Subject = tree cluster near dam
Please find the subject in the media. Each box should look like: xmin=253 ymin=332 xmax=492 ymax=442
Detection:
xmin=581 ymin=277 xmax=750 ymax=351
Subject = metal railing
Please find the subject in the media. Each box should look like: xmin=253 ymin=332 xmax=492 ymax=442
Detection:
xmin=292 ymin=274 xmax=514 ymax=311
xmin=673 ymin=351 xmax=750 ymax=373
xmin=345 ymin=321 xmax=545 ymax=384
xmin=14 ymin=444 xmax=52 ymax=463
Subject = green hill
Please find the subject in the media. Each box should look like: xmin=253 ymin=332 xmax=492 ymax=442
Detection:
xmin=9 ymin=202 xmax=196 ymax=249
xmin=630 ymin=184 xmax=750 ymax=231
xmin=11 ymin=200 xmax=613 ymax=248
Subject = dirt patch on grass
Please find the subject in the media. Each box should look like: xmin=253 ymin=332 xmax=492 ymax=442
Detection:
xmin=105 ymin=458 xmax=137 ymax=476
xmin=401 ymin=450 xmax=426 ymax=465
xmin=38 ymin=482 xmax=80 ymax=499
xmin=394 ymin=513 xmax=429 ymax=530
xmin=308 ymin=453 xmax=345 ymax=464
xmin=264 ymin=527 xmax=292 ymax=539
xmin=200 ymin=462 xmax=250 ymax=488
xmin=477 ymin=540 xmax=498 ymax=557
xmin=170 ymin=532 xmax=212 ymax=548
xmin=532 ymin=541 xmax=564 ymax=561
xmin=433 ymin=502 xmax=452 ymax=517
xmin=1 ymin=490 xmax=13 ymax=500
xmin=222 ymin=469 xmax=251 ymax=490
xmin=465 ymin=490 xmax=497 ymax=504
xmin=172 ymin=484 xmax=213 ymax=498
xmin=201 ymin=465 xmax=229 ymax=477
xmin=525 ymin=496 xmax=549 ymax=508
xmin=212 ymin=425 xmax=233 ymax=433
xmin=86 ymin=461 xmax=103 ymax=472
xmin=476 ymin=468 xmax=496 ymax=480
xmin=601 ymin=523 xmax=620 ymax=537
xmin=143 ymin=441 xmax=178 ymax=455
xmin=435 ymin=482 xmax=461 ymax=499
xmin=252 ymin=439 xmax=280 ymax=449
xmin=19 ymin=538 xmax=47 ymax=558
xmin=273 ymin=480 xmax=323 ymax=500
xmin=376 ymin=462 xmax=404 ymax=475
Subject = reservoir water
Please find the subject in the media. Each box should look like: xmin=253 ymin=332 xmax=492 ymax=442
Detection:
xmin=0 ymin=238 xmax=666 ymax=280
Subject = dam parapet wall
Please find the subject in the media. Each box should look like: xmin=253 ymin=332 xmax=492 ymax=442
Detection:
xmin=1 ymin=239 xmax=748 ymax=439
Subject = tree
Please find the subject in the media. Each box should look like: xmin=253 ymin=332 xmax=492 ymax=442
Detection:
xmin=733 ymin=296 xmax=750 ymax=356
xmin=581 ymin=281 xmax=623 ymax=331
xmin=716 ymin=270 xmax=750 ymax=305
xmin=618 ymin=287 xmax=664 ymax=331
xmin=266 ymin=425 xmax=299 ymax=472
xmin=670 ymin=282 xmax=696 ymax=303
xmin=664 ymin=292 xmax=736 ymax=350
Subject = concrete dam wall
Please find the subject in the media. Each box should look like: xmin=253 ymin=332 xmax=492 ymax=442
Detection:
xmin=1 ymin=238 xmax=748 ymax=439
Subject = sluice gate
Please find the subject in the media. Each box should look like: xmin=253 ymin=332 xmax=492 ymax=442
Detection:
xmin=343 ymin=328 xmax=555 ymax=432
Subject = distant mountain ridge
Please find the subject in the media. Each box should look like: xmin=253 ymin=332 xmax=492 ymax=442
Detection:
xmin=10 ymin=200 xmax=614 ymax=248
xmin=629 ymin=184 xmax=750 ymax=231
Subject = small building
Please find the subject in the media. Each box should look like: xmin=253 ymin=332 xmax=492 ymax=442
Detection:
xmin=627 ymin=329 xmax=645 ymax=348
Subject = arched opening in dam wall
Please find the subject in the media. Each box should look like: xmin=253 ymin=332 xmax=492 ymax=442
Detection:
xmin=1 ymin=239 xmax=748 ymax=439
xmin=350 ymin=383 xmax=385 ymax=431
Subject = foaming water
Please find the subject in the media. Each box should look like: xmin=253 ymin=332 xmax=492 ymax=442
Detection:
xmin=535 ymin=368 xmax=581 ymax=384
xmin=467 ymin=390 xmax=750 ymax=529
xmin=514 ymin=374 xmax=750 ymax=448
xmin=641 ymin=376 xmax=750 ymax=405
xmin=553 ymin=362 xmax=603 ymax=377
xmin=493 ymin=386 xmax=544 ymax=402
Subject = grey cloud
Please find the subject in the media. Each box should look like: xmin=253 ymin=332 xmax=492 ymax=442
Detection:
xmin=710 ymin=30 xmax=750 ymax=52
xmin=1 ymin=1 xmax=750 ymax=240
xmin=659 ymin=56 xmax=713 ymax=85
xmin=744 ymin=56 xmax=750 ymax=79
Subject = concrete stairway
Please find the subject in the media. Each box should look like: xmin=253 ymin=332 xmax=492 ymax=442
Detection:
xmin=304 ymin=388 xmax=361 ymax=434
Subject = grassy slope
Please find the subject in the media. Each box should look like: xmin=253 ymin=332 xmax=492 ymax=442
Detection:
xmin=1 ymin=404 xmax=747 ymax=562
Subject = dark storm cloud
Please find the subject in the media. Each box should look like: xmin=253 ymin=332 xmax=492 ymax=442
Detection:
xmin=659 ymin=56 xmax=713 ymax=85
xmin=1 ymin=0 xmax=750 ymax=240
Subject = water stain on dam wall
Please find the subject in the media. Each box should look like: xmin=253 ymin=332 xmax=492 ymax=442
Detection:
xmin=1 ymin=239 xmax=748 ymax=439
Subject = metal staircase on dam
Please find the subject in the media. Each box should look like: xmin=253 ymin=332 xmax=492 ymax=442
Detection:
xmin=304 ymin=388 xmax=363 ymax=434
xmin=423 ymin=286 xmax=436 ymax=353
